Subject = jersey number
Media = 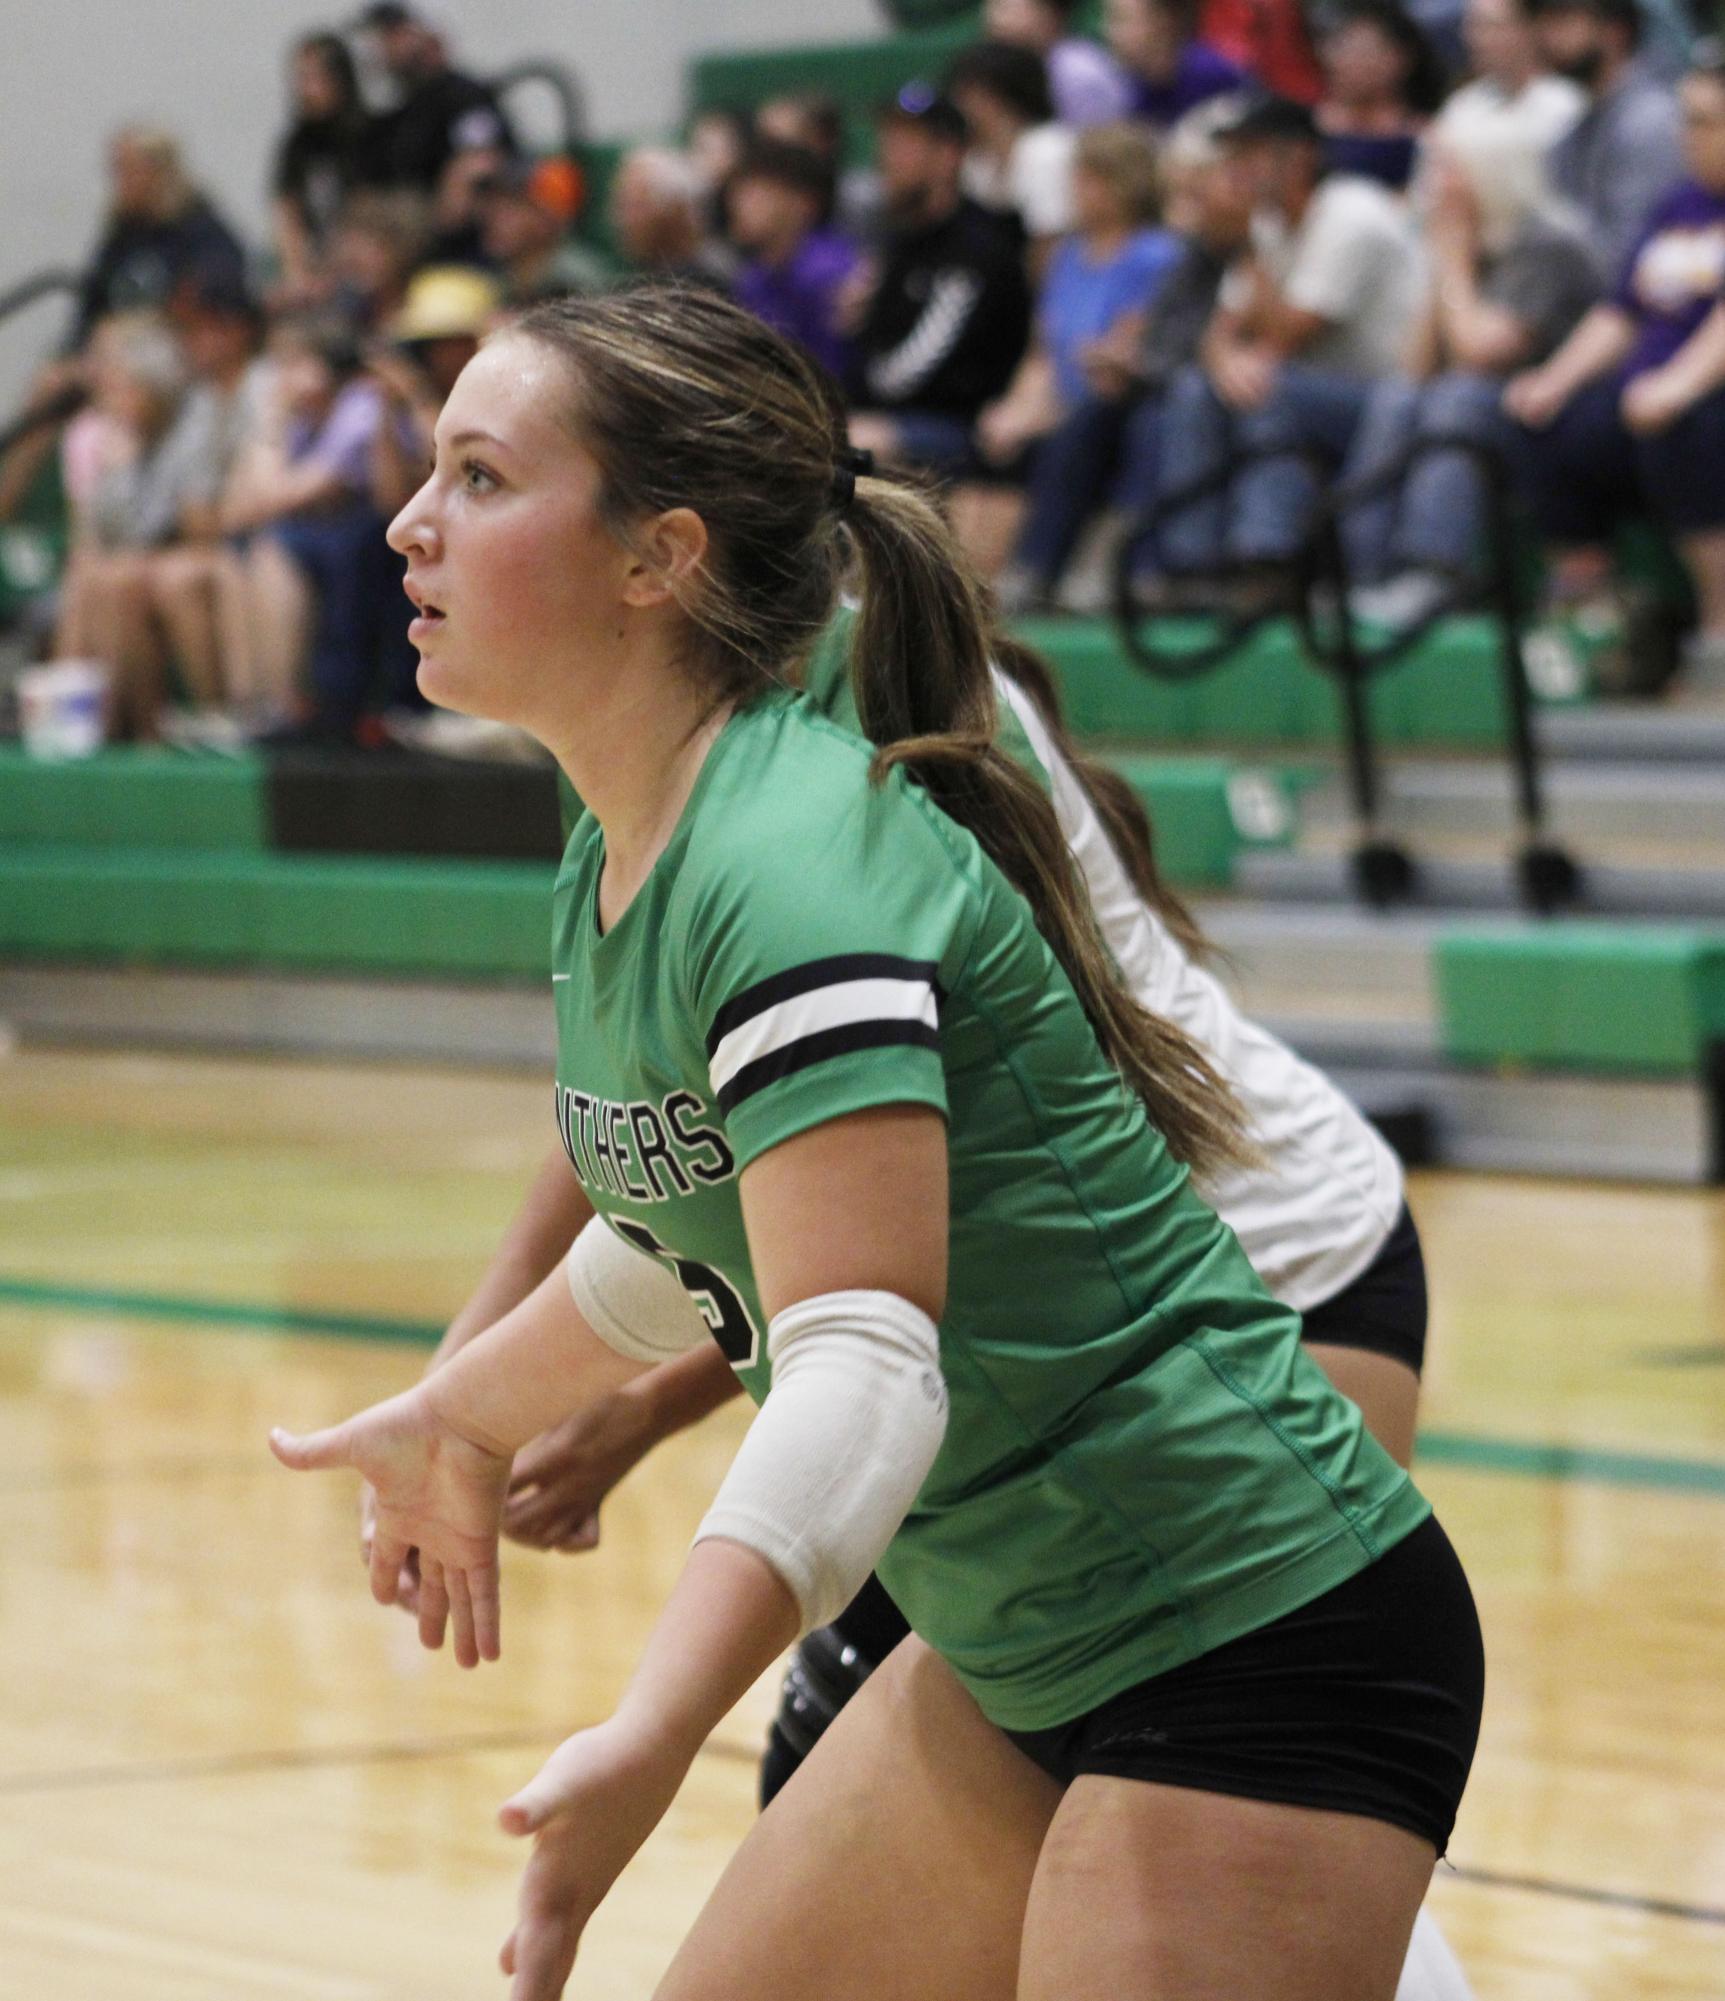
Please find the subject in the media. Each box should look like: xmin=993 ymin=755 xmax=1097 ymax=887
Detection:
xmin=612 ymin=1220 xmax=761 ymax=1371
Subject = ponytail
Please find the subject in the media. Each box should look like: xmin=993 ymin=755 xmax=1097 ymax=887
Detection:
xmin=842 ymin=474 xmax=1251 ymax=1179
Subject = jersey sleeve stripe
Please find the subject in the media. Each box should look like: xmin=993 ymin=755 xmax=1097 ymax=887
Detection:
xmin=704 ymin=953 xmax=942 ymax=1057
xmin=709 ymin=974 xmax=941 ymax=1097
xmin=715 ymin=1019 xmax=943 ymax=1116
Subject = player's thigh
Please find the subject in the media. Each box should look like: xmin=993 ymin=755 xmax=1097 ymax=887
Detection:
xmin=1306 ymin=1340 xmax=1421 ymax=1468
xmin=1018 ymin=1778 xmax=1434 ymax=2001
xmin=655 ymin=1635 xmax=1060 ymax=2001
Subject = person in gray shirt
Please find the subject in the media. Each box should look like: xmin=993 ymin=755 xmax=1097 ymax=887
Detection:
xmin=1531 ymin=0 xmax=1685 ymax=279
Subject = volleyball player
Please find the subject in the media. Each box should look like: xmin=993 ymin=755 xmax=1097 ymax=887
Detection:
xmin=272 ymin=288 xmax=1482 ymax=2001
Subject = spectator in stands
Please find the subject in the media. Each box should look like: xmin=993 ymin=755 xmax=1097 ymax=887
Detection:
xmin=729 ymin=143 xmax=860 ymax=379
xmin=52 ymin=315 xmax=191 ymax=737
xmin=74 ymin=129 xmax=247 ymax=348
xmin=1504 ymin=50 xmax=1725 ymax=696
xmin=1423 ymin=0 xmax=1585 ymax=187
xmin=368 ymin=265 xmax=503 ymax=516
xmin=1200 ymin=0 xmax=1326 ymax=101
xmin=354 ymin=2 xmax=515 ymax=260
xmin=608 ymin=148 xmax=737 ymax=286
xmin=947 ymin=40 xmax=1078 ymax=259
xmin=220 ymin=313 xmax=416 ymax=740
xmin=1103 ymin=0 xmax=1250 ymax=131
xmin=1156 ymin=94 xmax=1427 ymax=585
xmin=755 ymin=91 xmax=882 ymax=240
xmin=1002 ymin=97 xmax=1259 ymax=602
xmin=846 ymin=88 xmax=1033 ymax=478
xmin=1316 ymin=0 xmax=1450 ymax=190
xmin=985 ymin=0 xmax=1137 ymax=126
xmin=1341 ymin=128 xmax=1598 ymax=621
xmin=687 ymin=104 xmax=755 ymax=243
xmin=325 ymin=189 xmax=431 ymax=334
xmin=476 ymin=158 xmax=608 ymax=304
xmin=1530 ymin=0 xmax=1684 ymax=278
xmin=143 ymin=275 xmax=277 ymax=739
xmin=977 ymin=122 xmax=1179 ymax=592
xmin=271 ymin=32 xmax=371 ymax=306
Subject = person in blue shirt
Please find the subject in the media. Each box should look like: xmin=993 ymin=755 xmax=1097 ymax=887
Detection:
xmin=976 ymin=122 xmax=1182 ymax=598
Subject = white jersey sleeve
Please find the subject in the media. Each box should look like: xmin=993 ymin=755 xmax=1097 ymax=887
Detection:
xmin=994 ymin=670 xmax=1404 ymax=1312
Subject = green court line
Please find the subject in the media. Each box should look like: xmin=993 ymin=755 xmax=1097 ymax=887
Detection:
xmin=4 ymin=1274 xmax=1725 ymax=1498
xmin=0 ymin=1277 xmax=440 ymax=1345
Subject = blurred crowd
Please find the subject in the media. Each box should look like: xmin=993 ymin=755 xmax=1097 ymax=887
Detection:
xmin=4 ymin=0 xmax=1724 ymax=746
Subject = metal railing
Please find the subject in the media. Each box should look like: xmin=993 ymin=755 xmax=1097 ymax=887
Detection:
xmin=1110 ymin=424 xmax=1583 ymax=913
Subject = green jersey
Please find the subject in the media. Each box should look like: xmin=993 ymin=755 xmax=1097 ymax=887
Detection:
xmin=551 ymin=690 xmax=1427 ymax=1731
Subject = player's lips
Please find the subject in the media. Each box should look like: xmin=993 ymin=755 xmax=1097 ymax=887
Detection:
xmin=404 ymin=576 xmax=446 ymax=636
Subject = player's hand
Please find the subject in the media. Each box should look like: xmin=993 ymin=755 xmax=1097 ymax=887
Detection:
xmin=497 ymin=1717 xmax=690 ymax=2001
xmin=271 ymin=1384 xmax=511 ymax=1667
xmin=502 ymin=1389 xmax=662 ymax=1554
xmin=359 ymin=1478 xmax=423 ymax=1610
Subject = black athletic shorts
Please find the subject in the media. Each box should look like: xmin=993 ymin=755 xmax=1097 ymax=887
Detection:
xmin=1300 ymin=1202 xmax=1428 ymax=1376
xmin=1002 ymin=1513 xmax=1483 ymax=1855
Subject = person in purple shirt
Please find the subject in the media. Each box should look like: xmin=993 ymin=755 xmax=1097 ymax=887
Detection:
xmin=986 ymin=0 xmax=1137 ymax=127
xmin=729 ymin=142 xmax=862 ymax=382
xmin=1104 ymin=0 xmax=1249 ymax=130
xmin=1505 ymin=52 xmax=1725 ymax=697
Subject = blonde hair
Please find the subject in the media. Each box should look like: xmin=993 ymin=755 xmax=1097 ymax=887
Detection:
xmin=1074 ymin=121 xmax=1165 ymax=227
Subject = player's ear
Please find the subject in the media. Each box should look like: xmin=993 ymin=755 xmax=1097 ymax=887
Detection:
xmin=622 ymin=506 xmax=708 ymax=609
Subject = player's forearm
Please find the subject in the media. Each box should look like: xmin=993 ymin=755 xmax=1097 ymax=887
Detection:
xmin=423 ymin=1261 xmax=643 ymax=1456
xmin=628 ymin=1341 xmax=744 ymax=1439
xmin=613 ymin=1538 xmax=800 ymax=1761
xmin=428 ymin=1146 xmax=595 ymax=1373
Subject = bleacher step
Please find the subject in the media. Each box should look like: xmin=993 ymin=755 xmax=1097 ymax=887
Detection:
xmin=1235 ymin=850 xmax=1725 ymax=919
xmin=1296 ymin=761 xmax=1725 ymax=851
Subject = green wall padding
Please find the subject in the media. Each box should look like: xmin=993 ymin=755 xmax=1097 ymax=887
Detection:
xmin=691 ymin=25 xmax=983 ymax=151
xmin=1015 ymin=616 xmax=1589 ymax=750
xmin=1110 ymin=756 xmax=1303 ymax=887
xmin=0 ymin=849 xmax=555 ymax=980
xmin=0 ymin=749 xmax=268 ymax=852
xmin=1436 ymin=926 xmax=1725 ymax=1074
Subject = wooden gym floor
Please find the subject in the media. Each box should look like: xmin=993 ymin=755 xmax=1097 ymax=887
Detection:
xmin=0 ymin=1044 xmax=1722 ymax=1999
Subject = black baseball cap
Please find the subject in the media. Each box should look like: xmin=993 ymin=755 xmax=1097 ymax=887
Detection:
xmin=1526 ymin=0 xmax=1642 ymax=28
xmin=1215 ymin=93 xmax=1323 ymax=148
xmin=876 ymin=82 xmax=968 ymax=146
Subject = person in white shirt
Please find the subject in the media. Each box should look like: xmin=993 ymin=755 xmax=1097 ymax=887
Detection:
xmin=1156 ymin=93 xmax=1428 ymax=575
xmin=948 ymin=39 xmax=1079 ymax=261
xmin=1426 ymin=0 xmax=1585 ymax=173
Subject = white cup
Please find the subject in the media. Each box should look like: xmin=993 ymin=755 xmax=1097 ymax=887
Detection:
xmin=18 ymin=659 xmax=110 ymax=759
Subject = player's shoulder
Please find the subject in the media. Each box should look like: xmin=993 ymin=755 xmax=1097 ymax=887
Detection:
xmin=689 ymin=690 xmax=972 ymax=874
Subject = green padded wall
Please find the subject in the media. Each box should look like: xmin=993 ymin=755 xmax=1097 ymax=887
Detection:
xmin=0 ymin=850 xmax=555 ymax=980
xmin=1436 ymin=927 xmax=1725 ymax=1074
xmin=1017 ymin=616 xmax=1588 ymax=750
xmin=1111 ymin=756 xmax=1302 ymax=887
xmin=0 ymin=749 xmax=267 ymax=852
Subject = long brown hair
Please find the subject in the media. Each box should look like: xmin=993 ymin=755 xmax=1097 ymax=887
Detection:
xmin=508 ymin=286 xmax=1248 ymax=1174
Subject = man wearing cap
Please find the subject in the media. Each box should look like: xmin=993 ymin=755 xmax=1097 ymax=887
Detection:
xmin=1530 ymin=0 xmax=1685 ymax=278
xmin=847 ymin=87 xmax=1033 ymax=476
xmin=355 ymin=3 xmax=516 ymax=259
xmin=477 ymin=160 xmax=610 ymax=305
xmin=367 ymin=266 xmax=502 ymax=515
xmin=1155 ymin=94 xmax=1426 ymax=581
